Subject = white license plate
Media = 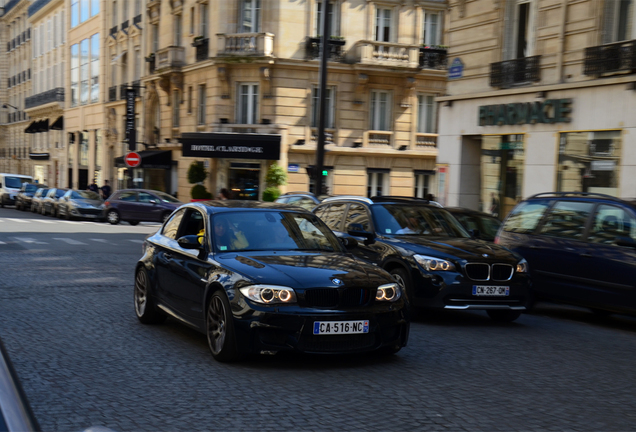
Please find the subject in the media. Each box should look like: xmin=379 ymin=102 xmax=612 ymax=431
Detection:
xmin=313 ymin=320 xmax=369 ymax=335
xmin=473 ymin=286 xmax=509 ymax=296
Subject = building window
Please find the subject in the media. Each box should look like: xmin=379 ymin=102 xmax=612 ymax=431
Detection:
xmin=187 ymin=86 xmax=193 ymax=113
xmin=557 ymin=131 xmax=621 ymax=197
xmin=134 ymin=48 xmax=141 ymax=81
xmin=198 ymin=85 xmax=207 ymax=125
xmin=172 ymin=90 xmax=180 ymax=128
xmin=111 ymin=54 xmax=117 ymax=86
xmin=503 ymin=0 xmax=535 ymax=60
xmin=47 ymin=19 xmax=52 ymax=51
xmin=174 ymin=15 xmax=183 ymax=46
xmin=417 ymin=95 xmax=435 ymax=133
xmin=112 ymin=1 xmax=118 ymax=27
xmin=190 ymin=7 xmax=195 ymax=35
xmin=81 ymin=0 xmax=90 ymax=23
xmin=123 ymin=0 xmax=129 ymax=21
xmin=370 ymin=90 xmax=391 ymax=131
xmin=71 ymin=0 xmax=79 ymax=27
xmin=375 ymin=7 xmax=392 ymax=42
xmin=80 ymin=39 xmax=89 ymax=104
xmin=80 ymin=131 xmax=89 ymax=166
xmin=414 ymin=171 xmax=432 ymax=199
xmin=241 ymin=0 xmax=261 ymax=33
xmin=135 ymin=0 xmax=141 ymax=16
xmin=92 ymin=0 xmax=100 ymax=17
xmin=200 ymin=4 xmax=209 ymax=38
xmin=422 ymin=10 xmax=442 ymax=46
xmin=311 ymin=86 xmax=335 ymax=128
xmin=315 ymin=2 xmax=338 ymax=36
xmin=602 ymin=0 xmax=634 ymax=43
xmin=367 ymin=170 xmax=389 ymax=197
xmin=71 ymin=44 xmax=79 ymax=106
xmin=152 ymin=24 xmax=159 ymax=53
xmin=90 ymin=34 xmax=100 ymax=103
xmin=481 ymin=134 xmax=525 ymax=218
xmin=53 ymin=15 xmax=58 ymax=47
xmin=237 ymin=84 xmax=259 ymax=124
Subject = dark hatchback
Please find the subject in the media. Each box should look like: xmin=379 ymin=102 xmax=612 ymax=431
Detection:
xmin=15 ymin=183 xmax=45 ymax=211
xmin=445 ymin=207 xmax=502 ymax=242
xmin=496 ymin=192 xmax=636 ymax=316
xmin=313 ymin=196 xmax=532 ymax=322
xmin=135 ymin=201 xmax=409 ymax=362
xmin=104 ymin=189 xmax=183 ymax=225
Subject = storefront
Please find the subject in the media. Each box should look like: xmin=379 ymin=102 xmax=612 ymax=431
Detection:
xmin=437 ymin=83 xmax=636 ymax=219
xmin=114 ymin=150 xmax=175 ymax=193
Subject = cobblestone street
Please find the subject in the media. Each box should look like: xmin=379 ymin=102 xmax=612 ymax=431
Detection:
xmin=1 ymin=241 xmax=636 ymax=431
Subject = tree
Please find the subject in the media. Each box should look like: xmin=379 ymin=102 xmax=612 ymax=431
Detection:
xmin=188 ymin=161 xmax=213 ymax=199
xmin=262 ymin=162 xmax=287 ymax=202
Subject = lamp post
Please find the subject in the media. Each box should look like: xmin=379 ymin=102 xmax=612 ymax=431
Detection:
xmin=314 ymin=0 xmax=330 ymax=197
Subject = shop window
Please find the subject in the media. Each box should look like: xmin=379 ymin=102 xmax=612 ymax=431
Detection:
xmin=557 ymin=131 xmax=621 ymax=197
xmin=368 ymin=169 xmax=390 ymax=197
xmin=414 ymin=170 xmax=433 ymax=199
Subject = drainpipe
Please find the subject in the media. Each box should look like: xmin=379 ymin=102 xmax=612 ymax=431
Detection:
xmin=557 ymin=0 xmax=568 ymax=82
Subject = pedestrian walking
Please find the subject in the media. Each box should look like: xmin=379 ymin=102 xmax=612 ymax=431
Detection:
xmin=88 ymin=181 xmax=99 ymax=193
xmin=217 ymin=188 xmax=231 ymax=200
xmin=100 ymin=180 xmax=112 ymax=199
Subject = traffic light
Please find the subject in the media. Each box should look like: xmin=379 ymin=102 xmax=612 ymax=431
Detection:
xmin=322 ymin=169 xmax=328 ymax=176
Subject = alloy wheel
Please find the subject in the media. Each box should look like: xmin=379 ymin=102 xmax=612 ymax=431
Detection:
xmin=392 ymin=273 xmax=406 ymax=289
xmin=107 ymin=210 xmax=120 ymax=224
xmin=207 ymin=296 xmax=227 ymax=355
xmin=134 ymin=269 xmax=148 ymax=317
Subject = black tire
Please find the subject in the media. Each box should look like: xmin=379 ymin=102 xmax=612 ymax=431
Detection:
xmin=389 ymin=267 xmax=413 ymax=303
xmin=206 ymin=291 xmax=240 ymax=362
xmin=128 ymin=220 xmax=140 ymax=226
xmin=487 ymin=310 xmax=522 ymax=322
xmin=106 ymin=209 xmax=120 ymax=225
xmin=134 ymin=267 xmax=167 ymax=324
xmin=64 ymin=209 xmax=71 ymax=220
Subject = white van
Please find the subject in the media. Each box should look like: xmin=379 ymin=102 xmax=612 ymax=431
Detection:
xmin=0 ymin=173 xmax=34 ymax=207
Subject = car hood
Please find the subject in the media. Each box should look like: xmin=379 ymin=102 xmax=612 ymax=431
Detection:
xmin=216 ymin=252 xmax=392 ymax=289
xmin=386 ymin=235 xmax=520 ymax=262
xmin=77 ymin=199 xmax=103 ymax=207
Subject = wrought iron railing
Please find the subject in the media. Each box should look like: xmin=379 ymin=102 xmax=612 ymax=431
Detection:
xmin=419 ymin=47 xmax=447 ymax=69
xmin=305 ymin=37 xmax=346 ymax=61
xmin=583 ymin=40 xmax=636 ymax=76
xmin=193 ymin=38 xmax=209 ymax=62
xmin=120 ymin=83 xmax=128 ymax=100
xmin=108 ymin=86 xmax=117 ymax=102
xmin=490 ymin=56 xmax=541 ymax=88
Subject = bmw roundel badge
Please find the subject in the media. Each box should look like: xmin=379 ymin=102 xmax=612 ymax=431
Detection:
xmin=482 ymin=254 xmax=489 ymax=258
xmin=332 ymin=278 xmax=342 ymax=285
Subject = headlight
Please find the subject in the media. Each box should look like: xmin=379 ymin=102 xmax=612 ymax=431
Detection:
xmin=376 ymin=283 xmax=401 ymax=302
xmin=414 ymin=254 xmax=456 ymax=271
xmin=239 ymin=285 xmax=297 ymax=305
xmin=516 ymin=259 xmax=528 ymax=273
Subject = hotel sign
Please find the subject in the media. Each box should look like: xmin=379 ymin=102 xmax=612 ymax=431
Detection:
xmin=479 ymin=99 xmax=572 ymax=126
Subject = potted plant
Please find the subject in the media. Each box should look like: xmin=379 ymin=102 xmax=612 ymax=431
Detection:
xmin=188 ymin=161 xmax=213 ymax=201
xmin=262 ymin=162 xmax=287 ymax=202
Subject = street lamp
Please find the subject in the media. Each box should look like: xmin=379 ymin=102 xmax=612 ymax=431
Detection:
xmin=2 ymin=104 xmax=18 ymax=110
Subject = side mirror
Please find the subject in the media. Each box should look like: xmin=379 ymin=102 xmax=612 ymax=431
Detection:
xmin=615 ymin=236 xmax=636 ymax=248
xmin=347 ymin=223 xmax=375 ymax=244
xmin=339 ymin=236 xmax=358 ymax=250
xmin=149 ymin=199 xmax=157 ymax=205
xmin=469 ymin=229 xmax=481 ymax=239
xmin=177 ymin=235 xmax=203 ymax=250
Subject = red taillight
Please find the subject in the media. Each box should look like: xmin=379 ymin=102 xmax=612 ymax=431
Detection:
xmin=104 ymin=201 xmax=110 ymax=206
xmin=494 ymin=235 xmax=500 ymax=244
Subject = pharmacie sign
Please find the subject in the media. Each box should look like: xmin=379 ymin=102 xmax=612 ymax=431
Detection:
xmin=478 ymin=98 xmax=572 ymax=126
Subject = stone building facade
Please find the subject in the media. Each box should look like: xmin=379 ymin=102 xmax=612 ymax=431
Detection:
xmin=437 ymin=0 xmax=636 ymax=217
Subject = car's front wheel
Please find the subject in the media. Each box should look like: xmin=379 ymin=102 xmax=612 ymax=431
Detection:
xmin=206 ymin=291 xmax=239 ymax=362
xmin=134 ymin=267 xmax=167 ymax=324
xmin=106 ymin=210 xmax=120 ymax=225
xmin=487 ymin=310 xmax=522 ymax=322
xmin=389 ymin=267 xmax=413 ymax=303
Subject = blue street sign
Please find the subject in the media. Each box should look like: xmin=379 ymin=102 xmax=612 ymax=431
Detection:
xmin=449 ymin=58 xmax=464 ymax=79
xmin=288 ymin=164 xmax=299 ymax=173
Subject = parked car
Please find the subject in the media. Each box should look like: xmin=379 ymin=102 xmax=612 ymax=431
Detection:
xmin=496 ymin=192 xmax=636 ymax=316
xmin=313 ymin=196 xmax=532 ymax=322
xmin=0 ymin=173 xmax=33 ymax=207
xmin=446 ymin=207 xmax=502 ymax=242
xmin=15 ymin=183 xmax=45 ymax=211
xmin=57 ymin=190 xmax=104 ymax=221
xmin=41 ymin=188 xmax=69 ymax=217
xmin=275 ymin=192 xmax=324 ymax=211
xmin=134 ymin=201 xmax=409 ymax=362
xmin=104 ymin=189 xmax=183 ymax=225
xmin=30 ymin=187 xmax=50 ymax=213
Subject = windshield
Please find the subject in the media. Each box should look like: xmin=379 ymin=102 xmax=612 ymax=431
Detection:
xmin=24 ymin=184 xmax=39 ymax=193
xmin=5 ymin=177 xmax=31 ymax=189
xmin=71 ymin=191 xmax=101 ymax=200
xmin=154 ymin=191 xmax=181 ymax=203
xmin=374 ymin=204 xmax=470 ymax=238
xmin=211 ymin=211 xmax=342 ymax=253
xmin=55 ymin=189 xmax=67 ymax=198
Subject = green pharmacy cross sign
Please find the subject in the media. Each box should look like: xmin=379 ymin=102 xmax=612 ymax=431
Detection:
xmin=479 ymin=99 xmax=572 ymax=126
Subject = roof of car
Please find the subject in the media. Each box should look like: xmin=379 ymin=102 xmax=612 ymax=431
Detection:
xmin=114 ymin=189 xmax=166 ymax=194
xmin=321 ymin=195 xmax=443 ymax=207
xmin=445 ymin=207 xmax=499 ymax=218
xmin=187 ymin=200 xmax=313 ymax=214
xmin=526 ymin=192 xmax=636 ymax=209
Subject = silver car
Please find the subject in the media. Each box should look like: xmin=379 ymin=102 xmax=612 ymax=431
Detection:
xmin=57 ymin=190 xmax=105 ymax=221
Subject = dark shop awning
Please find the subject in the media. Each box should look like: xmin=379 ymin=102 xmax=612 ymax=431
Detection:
xmin=49 ymin=116 xmax=64 ymax=130
xmin=24 ymin=121 xmax=37 ymax=134
xmin=37 ymin=119 xmax=49 ymax=133
xmin=114 ymin=150 xmax=173 ymax=169
xmin=181 ymin=132 xmax=281 ymax=160
xmin=29 ymin=152 xmax=50 ymax=161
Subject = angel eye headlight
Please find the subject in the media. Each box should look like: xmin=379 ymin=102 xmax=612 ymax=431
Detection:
xmin=375 ymin=283 xmax=401 ymax=302
xmin=239 ymin=285 xmax=297 ymax=305
xmin=516 ymin=259 xmax=528 ymax=273
xmin=414 ymin=254 xmax=456 ymax=272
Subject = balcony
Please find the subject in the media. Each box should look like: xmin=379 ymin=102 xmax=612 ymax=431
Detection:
xmin=108 ymin=86 xmax=117 ymax=102
xmin=419 ymin=46 xmax=447 ymax=70
xmin=119 ymin=83 xmax=128 ymax=100
xmin=305 ymin=37 xmax=346 ymax=61
xmin=584 ymin=40 xmax=636 ymax=77
xmin=216 ymin=33 xmax=274 ymax=57
xmin=132 ymin=80 xmax=141 ymax=97
xmin=415 ymin=133 xmax=438 ymax=148
xmin=352 ymin=41 xmax=420 ymax=68
xmin=490 ymin=56 xmax=541 ymax=88
xmin=146 ymin=54 xmax=156 ymax=74
xmin=156 ymin=46 xmax=185 ymax=71
xmin=365 ymin=131 xmax=394 ymax=148
xmin=192 ymin=37 xmax=209 ymax=62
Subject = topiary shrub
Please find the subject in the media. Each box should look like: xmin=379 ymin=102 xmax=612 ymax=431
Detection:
xmin=188 ymin=161 xmax=212 ymax=199
xmin=191 ymin=184 xmax=213 ymax=199
xmin=262 ymin=186 xmax=281 ymax=202
xmin=262 ymin=162 xmax=287 ymax=201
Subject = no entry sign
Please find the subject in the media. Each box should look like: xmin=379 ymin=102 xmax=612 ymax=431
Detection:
xmin=124 ymin=152 xmax=141 ymax=167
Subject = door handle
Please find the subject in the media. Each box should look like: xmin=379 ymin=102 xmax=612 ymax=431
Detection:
xmin=164 ymin=253 xmax=173 ymax=260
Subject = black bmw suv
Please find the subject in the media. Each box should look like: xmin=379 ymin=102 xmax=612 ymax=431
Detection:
xmin=313 ymin=196 xmax=532 ymax=322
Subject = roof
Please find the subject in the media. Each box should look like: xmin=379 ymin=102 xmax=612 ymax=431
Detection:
xmin=445 ymin=207 xmax=499 ymax=218
xmin=188 ymin=200 xmax=312 ymax=214
xmin=322 ymin=195 xmax=443 ymax=207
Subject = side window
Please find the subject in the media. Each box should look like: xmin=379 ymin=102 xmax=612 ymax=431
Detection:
xmin=119 ymin=191 xmax=137 ymax=202
xmin=288 ymin=197 xmax=317 ymax=211
xmin=345 ymin=204 xmax=371 ymax=232
xmin=322 ymin=203 xmax=347 ymax=232
xmin=314 ymin=204 xmax=329 ymax=220
xmin=138 ymin=192 xmax=154 ymax=203
xmin=162 ymin=209 xmax=186 ymax=240
xmin=454 ymin=214 xmax=478 ymax=232
xmin=502 ymin=199 xmax=550 ymax=234
xmin=539 ymin=201 xmax=595 ymax=240
xmin=180 ymin=209 xmax=205 ymax=238
xmin=588 ymin=205 xmax=636 ymax=245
